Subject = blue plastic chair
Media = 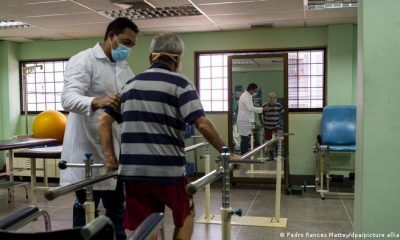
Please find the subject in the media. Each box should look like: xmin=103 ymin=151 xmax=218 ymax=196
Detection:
xmin=315 ymin=106 xmax=356 ymax=199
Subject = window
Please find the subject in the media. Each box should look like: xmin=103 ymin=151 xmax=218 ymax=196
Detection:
xmin=20 ymin=60 xmax=68 ymax=113
xmin=196 ymin=49 xmax=325 ymax=112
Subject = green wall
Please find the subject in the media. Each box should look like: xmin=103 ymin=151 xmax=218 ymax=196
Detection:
xmin=354 ymin=0 xmax=400 ymax=234
xmin=0 ymin=25 xmax=357 ymax=175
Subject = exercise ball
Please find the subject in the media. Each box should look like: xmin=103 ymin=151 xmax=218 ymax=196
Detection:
xmin=32 ymin=110 xmax=67 ymax=144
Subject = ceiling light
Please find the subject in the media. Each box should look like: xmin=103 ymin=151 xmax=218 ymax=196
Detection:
xmin=0 ymin=19 xmax=31 ymax=29
xmin=305 ymin=0 xmax=358 ymax=10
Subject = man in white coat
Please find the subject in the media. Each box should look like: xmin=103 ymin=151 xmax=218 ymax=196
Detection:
xmin=60 ymin=17 xmax=138 ymax=240
xmin=237 ymin=83 xmax=263 ymax=155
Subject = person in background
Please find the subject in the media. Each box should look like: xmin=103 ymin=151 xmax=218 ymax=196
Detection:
xmin=237 ymin=83 xmax=263 ymax=155
xmin=98 ymin=33 xmax=240 ymax=240
xmin=232 ymin=93 xmax=241 ymax=152
xmin=60 ymin=17 xmax=138 ymax=240
xmin=259 ymin=91 xmax=284 ymax=160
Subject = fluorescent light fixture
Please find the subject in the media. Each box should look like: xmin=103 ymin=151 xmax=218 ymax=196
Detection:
xmin=0 ymin=19 xmax=31 ymax=29
xmin=305 ymin=0 xmax=358 ymax=10
xmin=102 ymin=5 xmax=201 ymax=20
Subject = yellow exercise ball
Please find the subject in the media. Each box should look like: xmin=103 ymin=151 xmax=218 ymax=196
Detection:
xmin=32 ymin=110 xmax=67 ymax=144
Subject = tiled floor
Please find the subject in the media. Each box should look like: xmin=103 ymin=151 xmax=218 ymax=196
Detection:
xmin=0 ymin=182 xmax=354 ymax=240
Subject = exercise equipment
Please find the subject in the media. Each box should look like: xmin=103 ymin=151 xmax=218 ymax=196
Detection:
xmin=32 ymin=110 xmax=67 ymax=144
xmin=314 ymin=105 xmax=356 ymax=199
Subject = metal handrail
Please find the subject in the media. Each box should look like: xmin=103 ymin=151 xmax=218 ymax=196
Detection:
xmin=240 ymin=137 xmax=278 ymax=160
xmin=185 ymin=167 xmax=223 ymax=195
xmin=184 ymin=141 xmax=208 ymax=152
xmin=44 ymin=171 xmax=117 ymax=201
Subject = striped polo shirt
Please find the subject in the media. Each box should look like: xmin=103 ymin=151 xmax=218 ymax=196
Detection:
xmin=261 ymin=102 xmax=284 ymax=129
xmin=105 ymin=62 xmax=205 ymax=183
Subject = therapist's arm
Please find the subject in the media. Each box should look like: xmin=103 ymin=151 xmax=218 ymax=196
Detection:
xmin=245 ymin=95 xmax=263 ymax=114
xmin=98 ymin=112 xmax=118 ymax=172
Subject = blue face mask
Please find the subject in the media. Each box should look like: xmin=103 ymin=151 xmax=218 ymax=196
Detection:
xmin=111 ymin=42 xmax=131 ymax=62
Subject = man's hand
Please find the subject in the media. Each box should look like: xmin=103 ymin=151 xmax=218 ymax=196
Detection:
xmin=92 ymin=94 xmax=121 ymax=112
xmin=105 ymin=157 xmax=119 ymax=172
xmin=229 ymin=153 xmax=241 ymax=170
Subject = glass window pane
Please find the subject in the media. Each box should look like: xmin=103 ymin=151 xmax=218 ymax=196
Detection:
xmin=37 ymin=103 xmax=46 ymax=111
xmin=55 ymin=72 xmax=64 ymax=82
xmin=45 ymin=73 xmax=54 ymax=82
xmin=298 ymin=51 xmax=310 ymax=64
xmin=212 ymin=101 xmax=224 ymax=111
xmin=298 ymin=88 xmax=311 ymax=99
xmin=298 ymin=100 xmax=310 ymax=108
xmin=36 ymin=73 xmax=45 ymax=82
xmin=200 ymin=90 xmax=212 ymax=100
xmin=201 ymin=78 xmax=211 ymax=89
xmin=199 ymin=55 xmax=211 ymax=67
xmin=288 ymin=100 xmax=298 ymax=108
xmin=44 ymin=62 xmax=54 ymax=72
xmin=37 ymin=94 xmax=45 ymax=103
xmin=223 ymin=77 xmax=228 ymax=89
xmin=288 ymin=65 xmax=297 ymax=76
xmin=311 ymin=100 xmax=323 ymax=108
xmin=311 ymin=76 xmax=323 ymax=87
xmin=56 ymin=103 xmax=63 ymax=111
xmin=223 ymin=55 xmax=228 ymax=66
xmin=55 ymin=93 xmax=62 ymax=103
xmin=223 ymin=90 xmax=228 ymax=102
xmin=46 ymin=103 xmax=56 ymax=110
xmin=212 ymin=90 xmax=224 ymax=100
xmin=211 ymin=55 xmax=223 ymax=66
xmin=36 ymin=83 xmax=45 ymax=93
xmin=46 ymin=93 xmax=55 ymax=102
xmin=36 ymin=63 xmax=44 ymax=73
xmin=28 ymin=104 xmax=36 ymax=111
xmin=299 ymin=76 xmax=310 ymax=87
xmin=211 ymin=67 xmax=223 ymax=78
xmin=288 ymin=52 xmax=297 ymax=60
xmin=200 ymin=67 xmax=211 ymax=78
xmin=223 ymin=100 xmax=228 ymax=111
xmin=289 ymin=77 xmax=297 ymax=88
xmin=55 ymin=82 xmax=64 ymax=92
xmin=298 ymin=64 xmax=310 ymax=75
xmin=54 ymin=61 xmax=64 ymax=72
xmin=288 ymin=88 xmax=298 ymax=99
xmin=223 ymin=67 xmax=228 ymax=78
xmin=46 ymin=83 xmax=55 ymax=92
xmin=27 ymin=94 xmax=36 ymax=103
xmin=212 ymin=78 xmax=223 ymax=89
xmin=311 ymin=64 xmax=323 ymax=75
xmin=311 ymin=88 xmax=323 ymax=99
xmin=311 ymin=51 xmax=324 ymax=63
xmin=27 ymin=84 xmax=36 ymax=93
xmin=202 ymin=101 xmax=212 ymax=111
xmin=26 ymin=74 xmax=35 ymax=83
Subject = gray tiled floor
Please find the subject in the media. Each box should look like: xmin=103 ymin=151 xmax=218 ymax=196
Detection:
xmin=0 ymin=182 xmax=354 ymax=240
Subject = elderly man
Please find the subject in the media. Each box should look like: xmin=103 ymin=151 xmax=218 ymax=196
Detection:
xmin=259 ymin=91 xmax=284 ymax=160
xmin=98 ymin=33 xmax=238 ymax=240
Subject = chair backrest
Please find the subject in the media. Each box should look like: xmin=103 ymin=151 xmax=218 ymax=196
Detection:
xmin=321 ymin=106 xmax=356 ymax=145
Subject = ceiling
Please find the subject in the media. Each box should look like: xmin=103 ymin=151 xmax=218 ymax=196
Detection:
xmin=0 ymin=0 xmax=357 ymax=42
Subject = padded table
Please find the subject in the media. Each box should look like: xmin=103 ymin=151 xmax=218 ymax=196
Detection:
xmin=13 ymin=145 xmax=62 ymax=201
xmin=0 ymin=137 xmax=57 ymax=202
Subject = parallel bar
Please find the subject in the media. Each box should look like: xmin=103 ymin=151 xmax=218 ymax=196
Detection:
xmin=64 ymin=163 xmax=104 ymax=168
xmin=185 ymin=168 xmax=222 ymax=195
xmin=240 ymin=138 xmax=278 ymax=160
xmin=44 ymin=171 xmax=117 ymax=201
xmin=184 ymin=142 xmax=208 ymax=152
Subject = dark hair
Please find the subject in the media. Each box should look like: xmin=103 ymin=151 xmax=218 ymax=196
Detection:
xmin=104 ymin=17 xmax=139 ymax=41
xmin=247 ymin=83 xmax=258 ymax=91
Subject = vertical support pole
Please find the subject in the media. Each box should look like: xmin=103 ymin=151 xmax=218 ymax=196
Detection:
xmin=221 ymin=147 xmax=231 ymax=240
xmin=8 ymin=149 xmax=15 ymax=200
xmin=43 ymin=158 xmax=48 ymax=187
xmin=250 ymin=130 xmax=254 ymax=171
xmin=273 ymin=134 xmax=282 ymax=222
xmin=84 ymin=154 xmax=95 ymax=224
xmin=204 ymin=145 xmax=212 ymax=220
xmin=31 ymin=158 xmax=37 ymax=202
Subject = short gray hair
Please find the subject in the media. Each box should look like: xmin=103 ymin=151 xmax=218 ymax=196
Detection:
xmin=149 ymin=33 xmax=184 ymax=55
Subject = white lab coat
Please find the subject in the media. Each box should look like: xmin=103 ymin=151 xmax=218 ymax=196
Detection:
xmin=237 ymin=91 xmax=262 ymax=136
xmin=60 ymin=43 xmax=134 ymax=190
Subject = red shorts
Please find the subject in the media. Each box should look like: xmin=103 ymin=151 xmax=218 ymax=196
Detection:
xmin=264 ymin=128 xmax=277 ymax=140
xmin=124 ymin=178 xmax=194 ymax=230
